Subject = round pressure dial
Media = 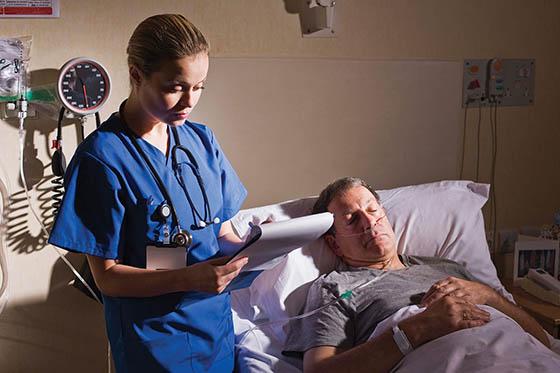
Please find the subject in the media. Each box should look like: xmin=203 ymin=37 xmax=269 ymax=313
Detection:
xmin=57 ymin=57 xmax=111 ymax=115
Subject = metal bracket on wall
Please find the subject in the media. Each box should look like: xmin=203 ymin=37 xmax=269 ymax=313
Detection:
xmin=301 ymin=0 xmax=337 ymax=38
xmin=0 ymin=102 xmax=37 ymax=120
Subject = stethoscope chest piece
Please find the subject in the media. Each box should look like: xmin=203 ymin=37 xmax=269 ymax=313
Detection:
xmin=173 ymin=229 xmax=193 ymax=248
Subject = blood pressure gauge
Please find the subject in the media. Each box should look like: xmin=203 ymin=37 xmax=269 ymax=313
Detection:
xmin=57 ymin=57 xmax=111 ymax=115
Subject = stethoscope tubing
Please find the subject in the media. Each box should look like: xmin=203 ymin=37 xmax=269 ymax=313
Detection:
xmin=169 ymin=135 xmax=213 ymax=226
xmin=118 ymin=101 xmax=216 ymax=247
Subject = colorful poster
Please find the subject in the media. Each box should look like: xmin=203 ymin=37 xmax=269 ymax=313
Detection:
xmin=0 ymin=0 xmax=59 ymax=18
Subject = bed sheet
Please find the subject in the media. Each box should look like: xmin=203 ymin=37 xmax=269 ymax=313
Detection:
xmin=232 ymin=288 xmax=302 ymax=373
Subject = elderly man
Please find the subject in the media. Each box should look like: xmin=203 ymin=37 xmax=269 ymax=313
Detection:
xmin=284 ymin=177 xmax=555 ymax=373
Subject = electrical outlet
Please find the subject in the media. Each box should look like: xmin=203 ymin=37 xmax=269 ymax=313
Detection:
xmin=463 ymin=59 xmax=488 ymax=106
xmin=487 ymin=58 xmax=506 ymax=99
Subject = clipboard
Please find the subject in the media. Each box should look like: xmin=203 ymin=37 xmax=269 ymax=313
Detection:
xmin=226 ymin=212 xmax=334 ymax=272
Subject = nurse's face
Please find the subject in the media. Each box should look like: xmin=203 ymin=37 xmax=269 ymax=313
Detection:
xmin=134 ymin=52 xmax=209 ymax=126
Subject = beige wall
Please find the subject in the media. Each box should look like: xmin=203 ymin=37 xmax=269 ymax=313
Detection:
xmin=0 ymin=0 xmax=559 ymax=371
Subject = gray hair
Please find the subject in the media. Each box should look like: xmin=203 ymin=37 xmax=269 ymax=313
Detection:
xmin=313 ymin=177 xmax=380 ymax=235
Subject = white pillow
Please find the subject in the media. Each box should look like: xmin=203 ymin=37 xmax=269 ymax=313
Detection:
xmin=230 ymin=180 xmax=512 ymax=340
xmin=381 ymin=181 xmax=506 ymax=294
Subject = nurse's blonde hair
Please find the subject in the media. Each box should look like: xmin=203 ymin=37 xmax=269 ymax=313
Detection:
xmin=127 ymin=14 xmax=209 ymax=76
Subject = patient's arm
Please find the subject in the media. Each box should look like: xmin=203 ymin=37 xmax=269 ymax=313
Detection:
xmin=304 ymin=331 xmax=403 ymax=373
xmin=303 ymin=296 xmax=490 ymax=373
xmin=421 ymin=276 xmax=550 ymax=348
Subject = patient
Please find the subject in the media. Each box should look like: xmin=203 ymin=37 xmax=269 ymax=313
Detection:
xmin=284 ymin=177 xmax=557 ymax=373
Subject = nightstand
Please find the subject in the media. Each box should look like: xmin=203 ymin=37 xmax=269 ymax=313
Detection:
xmin=502 ymin=279 xmax=560 ymax=338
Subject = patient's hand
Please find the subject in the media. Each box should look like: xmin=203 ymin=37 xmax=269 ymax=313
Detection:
xmin=400 ymin=295 xmax=491 ymax=348
xmin=420 ymin=276 xmax=498 ymax=307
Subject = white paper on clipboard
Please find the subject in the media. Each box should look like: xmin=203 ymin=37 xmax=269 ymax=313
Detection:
xmin=228 ymin=212 xmax=334 ymax=272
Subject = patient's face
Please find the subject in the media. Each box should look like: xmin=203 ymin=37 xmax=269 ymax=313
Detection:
xmin=326 ymin=186 xmax=398 ymax=267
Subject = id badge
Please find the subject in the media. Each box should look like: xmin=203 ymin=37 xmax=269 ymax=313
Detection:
xmin=146 ymin=245 xmax=187 ymax=270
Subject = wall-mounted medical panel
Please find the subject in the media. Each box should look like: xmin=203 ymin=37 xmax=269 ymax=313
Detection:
xmin=462 ymin=59 xmax=535 ymax=107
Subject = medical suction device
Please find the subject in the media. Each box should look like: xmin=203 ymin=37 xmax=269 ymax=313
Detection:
xmin=1 ymin=46 xmax=112 ymax=305
xmin=18 ymin=55 xmax=112 ymax=370
xmin=1 ymin=36 xmax=113 ymax=371
xmin=52 ymin=57 xmax=112 ymax=301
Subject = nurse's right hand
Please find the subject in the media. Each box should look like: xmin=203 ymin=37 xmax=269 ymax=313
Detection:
xmin=183 ymin=256 xmax=248 ymax=294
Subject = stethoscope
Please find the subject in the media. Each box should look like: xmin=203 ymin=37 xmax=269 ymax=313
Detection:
xmin=119 ymin=101 xmax=220 ymax=248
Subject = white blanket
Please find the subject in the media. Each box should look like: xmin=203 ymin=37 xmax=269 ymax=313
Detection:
xmin=370 ymin=305 xmax=560 ymax=373
xmin=233 ymin=288 xmax=560 ymax=372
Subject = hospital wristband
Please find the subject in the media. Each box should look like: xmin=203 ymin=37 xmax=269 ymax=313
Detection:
xmin=392 ymin=324 xmax=413 ymax=355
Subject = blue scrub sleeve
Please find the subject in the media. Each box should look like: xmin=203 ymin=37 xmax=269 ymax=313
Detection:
xmin=48 ymin=152 xmax=125 ymax=259
xmin=209 ymin=129 xmax=247 ymax=221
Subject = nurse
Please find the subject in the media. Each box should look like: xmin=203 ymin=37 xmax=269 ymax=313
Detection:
xmin=48 ymin=14 xmax=249 ymax=372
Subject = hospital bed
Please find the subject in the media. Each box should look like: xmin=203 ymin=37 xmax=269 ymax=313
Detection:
xmin=229 ymin=180 xmax=560 ymax=372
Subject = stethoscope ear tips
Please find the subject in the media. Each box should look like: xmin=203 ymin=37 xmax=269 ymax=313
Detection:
xmin=195 ymin=217 xmax=220 ymax=229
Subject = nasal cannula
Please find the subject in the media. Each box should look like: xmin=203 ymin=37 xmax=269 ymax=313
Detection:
xmin=236 ymin=271 xmax=389 ymax=347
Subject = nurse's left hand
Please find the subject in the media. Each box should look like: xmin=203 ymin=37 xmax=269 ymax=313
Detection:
xmin=182 ymin=256 xmax=248 ymax=294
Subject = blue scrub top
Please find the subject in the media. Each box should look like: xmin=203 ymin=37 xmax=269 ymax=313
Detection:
xmin=48 ymin=114 xmax=247 ymax=373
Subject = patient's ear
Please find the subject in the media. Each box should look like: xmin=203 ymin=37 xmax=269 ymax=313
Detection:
xmin=324 ymin=234 xmax=342 ymax=257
